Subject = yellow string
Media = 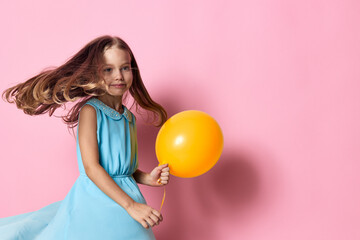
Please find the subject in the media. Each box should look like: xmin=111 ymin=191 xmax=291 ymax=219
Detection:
xmin=157 ymin=178 xmax=166 ymax=212
xmin=160 ymin=187 xmax=166 ymax=212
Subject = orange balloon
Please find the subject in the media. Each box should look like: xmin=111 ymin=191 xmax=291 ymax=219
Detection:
xmin=155 ymin=110 xmax=223 ymax=178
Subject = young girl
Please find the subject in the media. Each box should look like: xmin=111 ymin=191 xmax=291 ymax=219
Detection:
xmin=0 ymin=35 xmax=170 ymax=239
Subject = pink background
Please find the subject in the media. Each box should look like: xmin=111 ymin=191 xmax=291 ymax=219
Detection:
xmin=1 ymin=1 xmax=360 ymax=239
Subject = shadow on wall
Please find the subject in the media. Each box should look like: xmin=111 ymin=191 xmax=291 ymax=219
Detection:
xmin=154 ymin=151 xmax=260 ymax=240
xmin=136 ymin=90 xmax=261 ymax=240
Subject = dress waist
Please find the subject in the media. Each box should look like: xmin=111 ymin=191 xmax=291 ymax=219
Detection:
xmin=80 ymin=173 xmax=133 ymax=179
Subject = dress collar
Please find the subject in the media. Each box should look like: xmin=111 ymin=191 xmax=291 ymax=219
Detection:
xmin=87 ymin=98 xmax=132 ymax=122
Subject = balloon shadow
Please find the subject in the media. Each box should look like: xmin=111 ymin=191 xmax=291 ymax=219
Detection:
xmin=195 ymin=150 xmax=260 ymax=216
xmin=152 ymin=150 xmax=260 ymax=240
xmin=135 ymin=87 xmax=261 ymax=239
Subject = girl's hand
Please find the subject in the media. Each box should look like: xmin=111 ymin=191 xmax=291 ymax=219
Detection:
xmin=126 ymin=202 xmax=163 ymax=228
xmin=149 ymin=164 xmax=170 ymax=186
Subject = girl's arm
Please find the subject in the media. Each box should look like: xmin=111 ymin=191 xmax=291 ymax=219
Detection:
xmin=133 ymin=165 xmax=170 ymax=187
xmin=78 ymin=105 xmax=162 ymax=229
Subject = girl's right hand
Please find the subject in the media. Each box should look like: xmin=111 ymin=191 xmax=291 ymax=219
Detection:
xmin=126 ymin=202 xmax=163 ymax=228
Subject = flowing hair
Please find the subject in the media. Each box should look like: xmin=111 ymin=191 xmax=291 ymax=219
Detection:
xmin=2 ymin=35 xmax=167 ymax=128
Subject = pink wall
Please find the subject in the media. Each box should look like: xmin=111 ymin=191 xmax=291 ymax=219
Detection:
xmin=1 ymin=1 xmax=360 ymax=239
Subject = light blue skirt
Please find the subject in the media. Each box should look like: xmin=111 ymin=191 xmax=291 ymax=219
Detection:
xmin=0 ymin=174 xmax=156 ymax=240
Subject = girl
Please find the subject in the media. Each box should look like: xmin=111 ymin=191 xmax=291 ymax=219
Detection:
xmin=1 ymin=35 xmax=170 ymax=239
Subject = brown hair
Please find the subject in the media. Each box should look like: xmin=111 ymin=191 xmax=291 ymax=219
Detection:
xmin=2 ymin=35 xmax=167 ymax=128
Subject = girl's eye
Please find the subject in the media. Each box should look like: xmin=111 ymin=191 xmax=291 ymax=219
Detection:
xmin=121 ymin=66 xmax=130 ymax=72
xmin=104 ymin=68 xmax=112 ymax=73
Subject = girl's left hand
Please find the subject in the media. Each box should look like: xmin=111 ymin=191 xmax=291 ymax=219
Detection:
xmin=149 ymin=164 xmax=170 ymax=186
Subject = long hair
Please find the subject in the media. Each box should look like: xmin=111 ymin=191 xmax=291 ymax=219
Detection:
xmin=2 ymin=35 xmax=167 ymax=128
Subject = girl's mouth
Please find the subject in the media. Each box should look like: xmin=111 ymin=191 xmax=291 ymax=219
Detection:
xmin=111 ymin=84 xmax=126 ymax=88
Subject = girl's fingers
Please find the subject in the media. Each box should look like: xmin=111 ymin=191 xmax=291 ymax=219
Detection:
xmin=140 ymin=220 xmax=148 ymax=229
xmin=160 ymin=175 xmax=169 ymax=185
xmin=160 ymin=177 xmax=169 ymax=185
xmin=149 ymin=214 xmax=160 ymax=225
xmin=145 ymin=217 xmax=156 ymax=227
xmin=153 ymin=165 xmax=167 ymax=175
xmin=158 ymin=179 xmax=168 ymax=185
xmin=155 ymin=165 xmax=170 ymax=185
xmin=157 ymin=164 xmax=168 ymax=171
xmin=152 ymin=209 xmax=163 ymax=221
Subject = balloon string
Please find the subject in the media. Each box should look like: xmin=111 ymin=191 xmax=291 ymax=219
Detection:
xmin=159 ymin=187 xmax=166 ymax=212
xmin=157 ymin=178 xmax=166 ymax=212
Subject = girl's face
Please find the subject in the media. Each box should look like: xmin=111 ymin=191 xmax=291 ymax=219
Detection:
xmin=101 ymin=46 xmax=133 ymax=97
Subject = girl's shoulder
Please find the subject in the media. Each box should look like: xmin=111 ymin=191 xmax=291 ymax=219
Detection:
xmin=80 ymin=98 xmax=99 ymax=117
xmin=78 ymin=104 xmax=97 ymax=129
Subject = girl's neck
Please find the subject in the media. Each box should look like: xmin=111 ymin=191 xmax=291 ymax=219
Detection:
xmin=96 ymin=95 xmax=124 ymax=114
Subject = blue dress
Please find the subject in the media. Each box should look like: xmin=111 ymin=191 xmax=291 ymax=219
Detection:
xmin=0 ymin=97 xmax=156 ymax=240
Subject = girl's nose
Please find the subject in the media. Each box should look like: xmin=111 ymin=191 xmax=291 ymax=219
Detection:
xmin=114 ymin=69 xmax=123 ymax=80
